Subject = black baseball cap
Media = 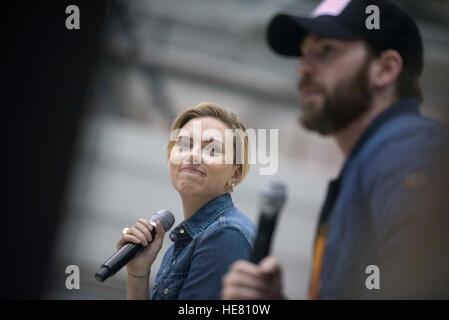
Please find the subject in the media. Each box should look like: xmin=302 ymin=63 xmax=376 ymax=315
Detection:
xmin=267 ymin=0 xmax=423 ymax=75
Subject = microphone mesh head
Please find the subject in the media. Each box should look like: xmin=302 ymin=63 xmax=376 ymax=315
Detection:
xmin=259 ymin=182 xmax=287 ymax=217
xmin=150 ymin=209 xmax=175 ymax=231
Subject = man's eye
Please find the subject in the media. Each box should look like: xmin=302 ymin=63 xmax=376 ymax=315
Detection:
xmin=321 ymin=45 xmax=336 ymax=57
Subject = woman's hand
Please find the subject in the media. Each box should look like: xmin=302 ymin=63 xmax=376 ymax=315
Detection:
xmin=116 ymin=218 xmax=166 ymax=278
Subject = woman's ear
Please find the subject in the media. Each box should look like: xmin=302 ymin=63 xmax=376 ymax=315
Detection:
xmin=229 ymin=165 xmax=242 ymax=188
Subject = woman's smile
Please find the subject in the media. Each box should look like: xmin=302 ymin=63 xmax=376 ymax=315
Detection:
xmin=178 ymin=165 xmax=207 ymax=177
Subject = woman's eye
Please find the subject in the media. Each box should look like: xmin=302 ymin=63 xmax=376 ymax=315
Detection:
xmin=177 ymin=140 xmax=191 ymax=150
xmin=212 ymin=148 xmax=221 ymax=156
xmin=206 ymin=145 xmax=221 ymax=156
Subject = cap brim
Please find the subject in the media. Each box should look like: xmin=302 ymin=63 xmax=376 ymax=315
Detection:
xmin=267 ymin=13 xmax=359 ymax=57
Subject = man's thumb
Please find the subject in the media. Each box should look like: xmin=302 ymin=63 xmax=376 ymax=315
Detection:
xmin=259 ymin=256 xmax=280 ymax=275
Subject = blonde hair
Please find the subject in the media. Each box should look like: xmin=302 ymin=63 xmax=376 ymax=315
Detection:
xmin=167 ymin=102 xmax=250 ymax=189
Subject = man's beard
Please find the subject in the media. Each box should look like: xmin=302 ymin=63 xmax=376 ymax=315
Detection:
xmin=298 ymin=59 xmax=373 ymax=135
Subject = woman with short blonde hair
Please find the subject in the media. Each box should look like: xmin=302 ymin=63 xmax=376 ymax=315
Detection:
xmin=117 ymin=102 xmax=255 ymax=299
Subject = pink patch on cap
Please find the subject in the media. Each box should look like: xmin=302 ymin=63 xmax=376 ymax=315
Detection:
xmin=312 ymin=0 xmax=351 ymax=17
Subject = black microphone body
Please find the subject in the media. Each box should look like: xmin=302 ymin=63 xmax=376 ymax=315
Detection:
xmin=250 ymin=182 xmax=287 ymax=264
xmin=250 ymin=213 xmax=278 ymax=263
xmin=95 ymin=209 xmax=175 ymax=282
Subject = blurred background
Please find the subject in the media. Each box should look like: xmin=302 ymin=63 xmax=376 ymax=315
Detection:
xmin=43 ymin=0 xmax=448 ymax=299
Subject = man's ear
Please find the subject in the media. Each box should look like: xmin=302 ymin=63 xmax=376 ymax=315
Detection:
xmin=371 ymin=49 xmax=403 ymax=89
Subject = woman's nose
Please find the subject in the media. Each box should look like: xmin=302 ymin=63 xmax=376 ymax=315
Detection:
xmin=187 ymin=144 xmax=202 ymax=164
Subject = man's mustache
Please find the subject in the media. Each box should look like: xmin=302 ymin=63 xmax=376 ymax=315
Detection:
xmin=298 ymin=77 xmax=325 ymax=93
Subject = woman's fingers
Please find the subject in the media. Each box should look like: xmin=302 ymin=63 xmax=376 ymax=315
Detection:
xmin=134 ymin=220 xmax=153 ymax=243
xmin=152 ymin=221 xmax=165 ymax=246
xmin=116 ymin=218 xmax=164 ymax=250
xmin=138 ymin=218 xmax=150 ymax=225
xmin=116 ymin=234 xmax=142 ymax=250
xmin=155 ymin=221 xmax=165 ymax=239
xmin=129 ymin=226 xmax=148 ymax=246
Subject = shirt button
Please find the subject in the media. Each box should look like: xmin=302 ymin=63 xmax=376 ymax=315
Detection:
xmin=172 ymin=260 xmax=176 ymax=265
xmin=179 ymin=228 xmax=185 ymax=234
xmin=163 ymin=288 xmax=169 ymax=295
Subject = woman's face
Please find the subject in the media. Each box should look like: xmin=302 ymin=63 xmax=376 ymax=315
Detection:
xmin=169 ymin=117 xmax=240 ymax=198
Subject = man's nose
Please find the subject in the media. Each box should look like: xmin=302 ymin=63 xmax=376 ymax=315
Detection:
xmin=298 ymin=59 xmax=313 ymax=78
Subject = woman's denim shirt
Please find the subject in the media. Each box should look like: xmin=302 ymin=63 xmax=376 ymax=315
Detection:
xmin=151 ymin=193 xmax=255 ymax=299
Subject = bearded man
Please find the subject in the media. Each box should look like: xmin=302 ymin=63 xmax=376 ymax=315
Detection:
xmin=221 ymin=0 xmax=449 ymax=299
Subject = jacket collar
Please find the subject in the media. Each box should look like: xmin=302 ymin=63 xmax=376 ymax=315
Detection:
xmin=169 ymin=193 xmax=234 ymax=241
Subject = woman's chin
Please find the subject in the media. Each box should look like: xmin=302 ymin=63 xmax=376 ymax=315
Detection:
xmin=176 ymin=182 xmax=203 ymax=197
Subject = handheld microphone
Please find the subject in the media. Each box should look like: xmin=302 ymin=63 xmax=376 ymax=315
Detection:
xmin=250 ymin=182 xmax=287 ymax=264
xmin=95 ymin=209 xmax=175 ymax=282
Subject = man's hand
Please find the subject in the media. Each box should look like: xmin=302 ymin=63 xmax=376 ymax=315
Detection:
xmin=221 ymin=256 xmax=283 ymax=299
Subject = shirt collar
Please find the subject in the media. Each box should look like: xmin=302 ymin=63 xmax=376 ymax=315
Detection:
xmin=341 ymin=97 xmax=421 ymax=174
xmin=318 ymin=97 xmax=420 ymax=225
xmin=169 ymin=193 xmax=234 ymax=241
